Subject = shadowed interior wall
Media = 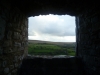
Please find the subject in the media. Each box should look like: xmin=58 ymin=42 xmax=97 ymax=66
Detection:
xmin=0 ymin=2 xmax=28 ymax=75
xmin=76 ymin=10 xmax=100 ymax=75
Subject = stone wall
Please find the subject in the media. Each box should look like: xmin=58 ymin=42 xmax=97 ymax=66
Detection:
xmin=0 ymin=1 xmax=28 ymax=75
xmin=19 ymin=57 xmax=85 ymax=75
xmin=76 ymin=10 xmax=100 ymax=75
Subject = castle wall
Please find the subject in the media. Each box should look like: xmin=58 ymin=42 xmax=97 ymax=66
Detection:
xmin=0 ymin=1 xmax=28 ymax=75
xmin=76 ymin=10 xmax=100 ymax=75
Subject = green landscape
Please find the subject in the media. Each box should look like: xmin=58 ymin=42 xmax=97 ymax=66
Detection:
xmin=28 ymin=40 xmax=76 ymax=56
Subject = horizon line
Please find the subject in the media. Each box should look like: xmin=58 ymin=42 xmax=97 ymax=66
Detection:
xmin=28 ymin=39 xmax=76 ymax=43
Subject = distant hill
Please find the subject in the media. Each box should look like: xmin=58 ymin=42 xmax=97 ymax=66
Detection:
xmin=28 ymin=40 xmax=76 ymax=47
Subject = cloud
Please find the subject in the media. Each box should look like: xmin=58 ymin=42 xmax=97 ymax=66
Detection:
xmin=28 ymin=36 xmax=76 ymax=42
xmin=28 ymin=14 xmax=76 ymax=42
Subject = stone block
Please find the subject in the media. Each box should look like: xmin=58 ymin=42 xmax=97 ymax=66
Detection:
xmin=8 ymin=48 xmax=13 ymax=53
xmin=0 ymin=69 xmax=3 ymax=74
xmin=25 ymin=19 xmax=28 ymax=27
xmin=13 ymin=32 xmax=20 ymax=40
xmin=8 ymin=23 xmax=12 ymax=28
xmin=0 ymin=47 xmax=3 ymax=55
xmin=7 ymin=31 xmax=12 ymax=40
xmin=4 ymin=67 xmax=9 ymax=74
xmin=13 ymin=56 xmax=18 ymax=62
xmin=21 ymin=26 xmax=23 ymax=30
xmin=3 ymin=48 xmax=13 ymax=54
xmin=0 ymin=17 xmax=6 ymax=27
xmin=2 ymin=61 xmax=7 ymax=67
xmin=0 ymin=62 xmax=2 ymax=68
xmin=21 ymin=55 xmax=24 ymax=60
xmin=13 ymin=46 xmax=18 ymax=52
xmin=22 ymin=32 xmax=25 ymax=36
xmin=0 ymin=27 xmax=5 ymax=40
xmin=19 ymin=35 xmax=22 ymax=40
xmin=21 ymin=42 xmax=25 ymax=46
xmin=15 ymin=63 xmax=18 ymax=68
xmin=8 ymin=73 xmax=11 ymax=75
xmin=12 ymin=69 xmax=17 ymax=73
xmin=18 ymin=47 xmax=24 ymax=51
xmin=3 ymin=40 xmax=12 ymax=47
xmin=19 ymin=56 xmax=22 ymax=61
xmin=24 ymin=37 xmax=28 ymax=41
xmin=3 ymin=49 xmax=8 ymax=54
xmin=14 ymin=42 xmax=21 ymax=48
xmin=10 ymin=65 xmax=14 ymax=70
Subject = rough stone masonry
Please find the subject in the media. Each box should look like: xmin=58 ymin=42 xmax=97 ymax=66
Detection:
xmin=0 ymin=1 xmax=28 ymax=75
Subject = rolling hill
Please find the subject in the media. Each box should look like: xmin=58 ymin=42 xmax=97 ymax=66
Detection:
xmin=28 ymin=40 xmax=76 ymax=47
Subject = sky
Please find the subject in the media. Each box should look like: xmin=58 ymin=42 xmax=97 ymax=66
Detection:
xmin=28 ymin=14 xmax=76 ymax=42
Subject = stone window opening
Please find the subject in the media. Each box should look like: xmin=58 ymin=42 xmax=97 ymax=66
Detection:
xmin=28 ymin=14 xmax=76 ymax=58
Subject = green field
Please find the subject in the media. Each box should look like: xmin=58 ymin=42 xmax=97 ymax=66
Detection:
xmin=28 ymin=42 xmax=75 ymax=56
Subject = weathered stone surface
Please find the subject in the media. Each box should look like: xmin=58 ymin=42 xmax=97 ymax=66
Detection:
xmin=15 ymin=63 xmax=18 ymax=68
xmin=76 ymin=11 xmax=100 ymax=75
xmin=0 ymin=19 xmax=5 ymax=40
xmin=0 ymin=2 xmax=28 ymax=75
xmin=19 ymin=57 xmax=85 ymax=75
xmin=4 ymin=68 xmax=9 ymax=74
xmin=14 ymin=42 xmax=21 ymax=48
xmin=0 ymin=47 xmax=3 ymax=55
xmin=10 ymin=65 xmax=14 ymax=70
xmin=8 ymin=0 xmax=99 ymax=17
xmin=13 ymin=32 xmax=20 ymax=40
xmin=2 ymin=61 xmax=7 ymax=67
xmin=3 ymin=40 xmax=12 ymax=47
xmin=7 ymin=31 xmax=12 ymax=40
xmin=8 ymin=73 xmax=11 ymax=75
xmin=13 ymin=56 xmax=18 ymax=62
xmin=0 ymin=62 xmax=2 ymax=68
xmin=0 ymin=69 xmax=3 ymax=74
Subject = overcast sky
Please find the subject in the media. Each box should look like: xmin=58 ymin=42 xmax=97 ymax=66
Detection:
xmin=28 ymin=14 xmax=76 ymax=42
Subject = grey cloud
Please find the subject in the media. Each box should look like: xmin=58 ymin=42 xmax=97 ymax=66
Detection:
xmin=28 ymin=30 xmax=36 ymax=36
xmin=41 ymin=27 xmax=75 ymax=36
xmin=28 ymin=15 xmax=75 ymax=36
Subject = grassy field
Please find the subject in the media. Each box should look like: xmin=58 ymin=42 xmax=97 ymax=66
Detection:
xmin=28 ymin=40 xmax=75 ymax=56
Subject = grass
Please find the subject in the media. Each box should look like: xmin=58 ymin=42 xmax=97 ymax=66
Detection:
xmin=28 ymin=43 xmax=75 ymax=56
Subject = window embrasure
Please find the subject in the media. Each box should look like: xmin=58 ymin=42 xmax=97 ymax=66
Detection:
xmin=28 ymin=14 xmax=76 ymax=57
